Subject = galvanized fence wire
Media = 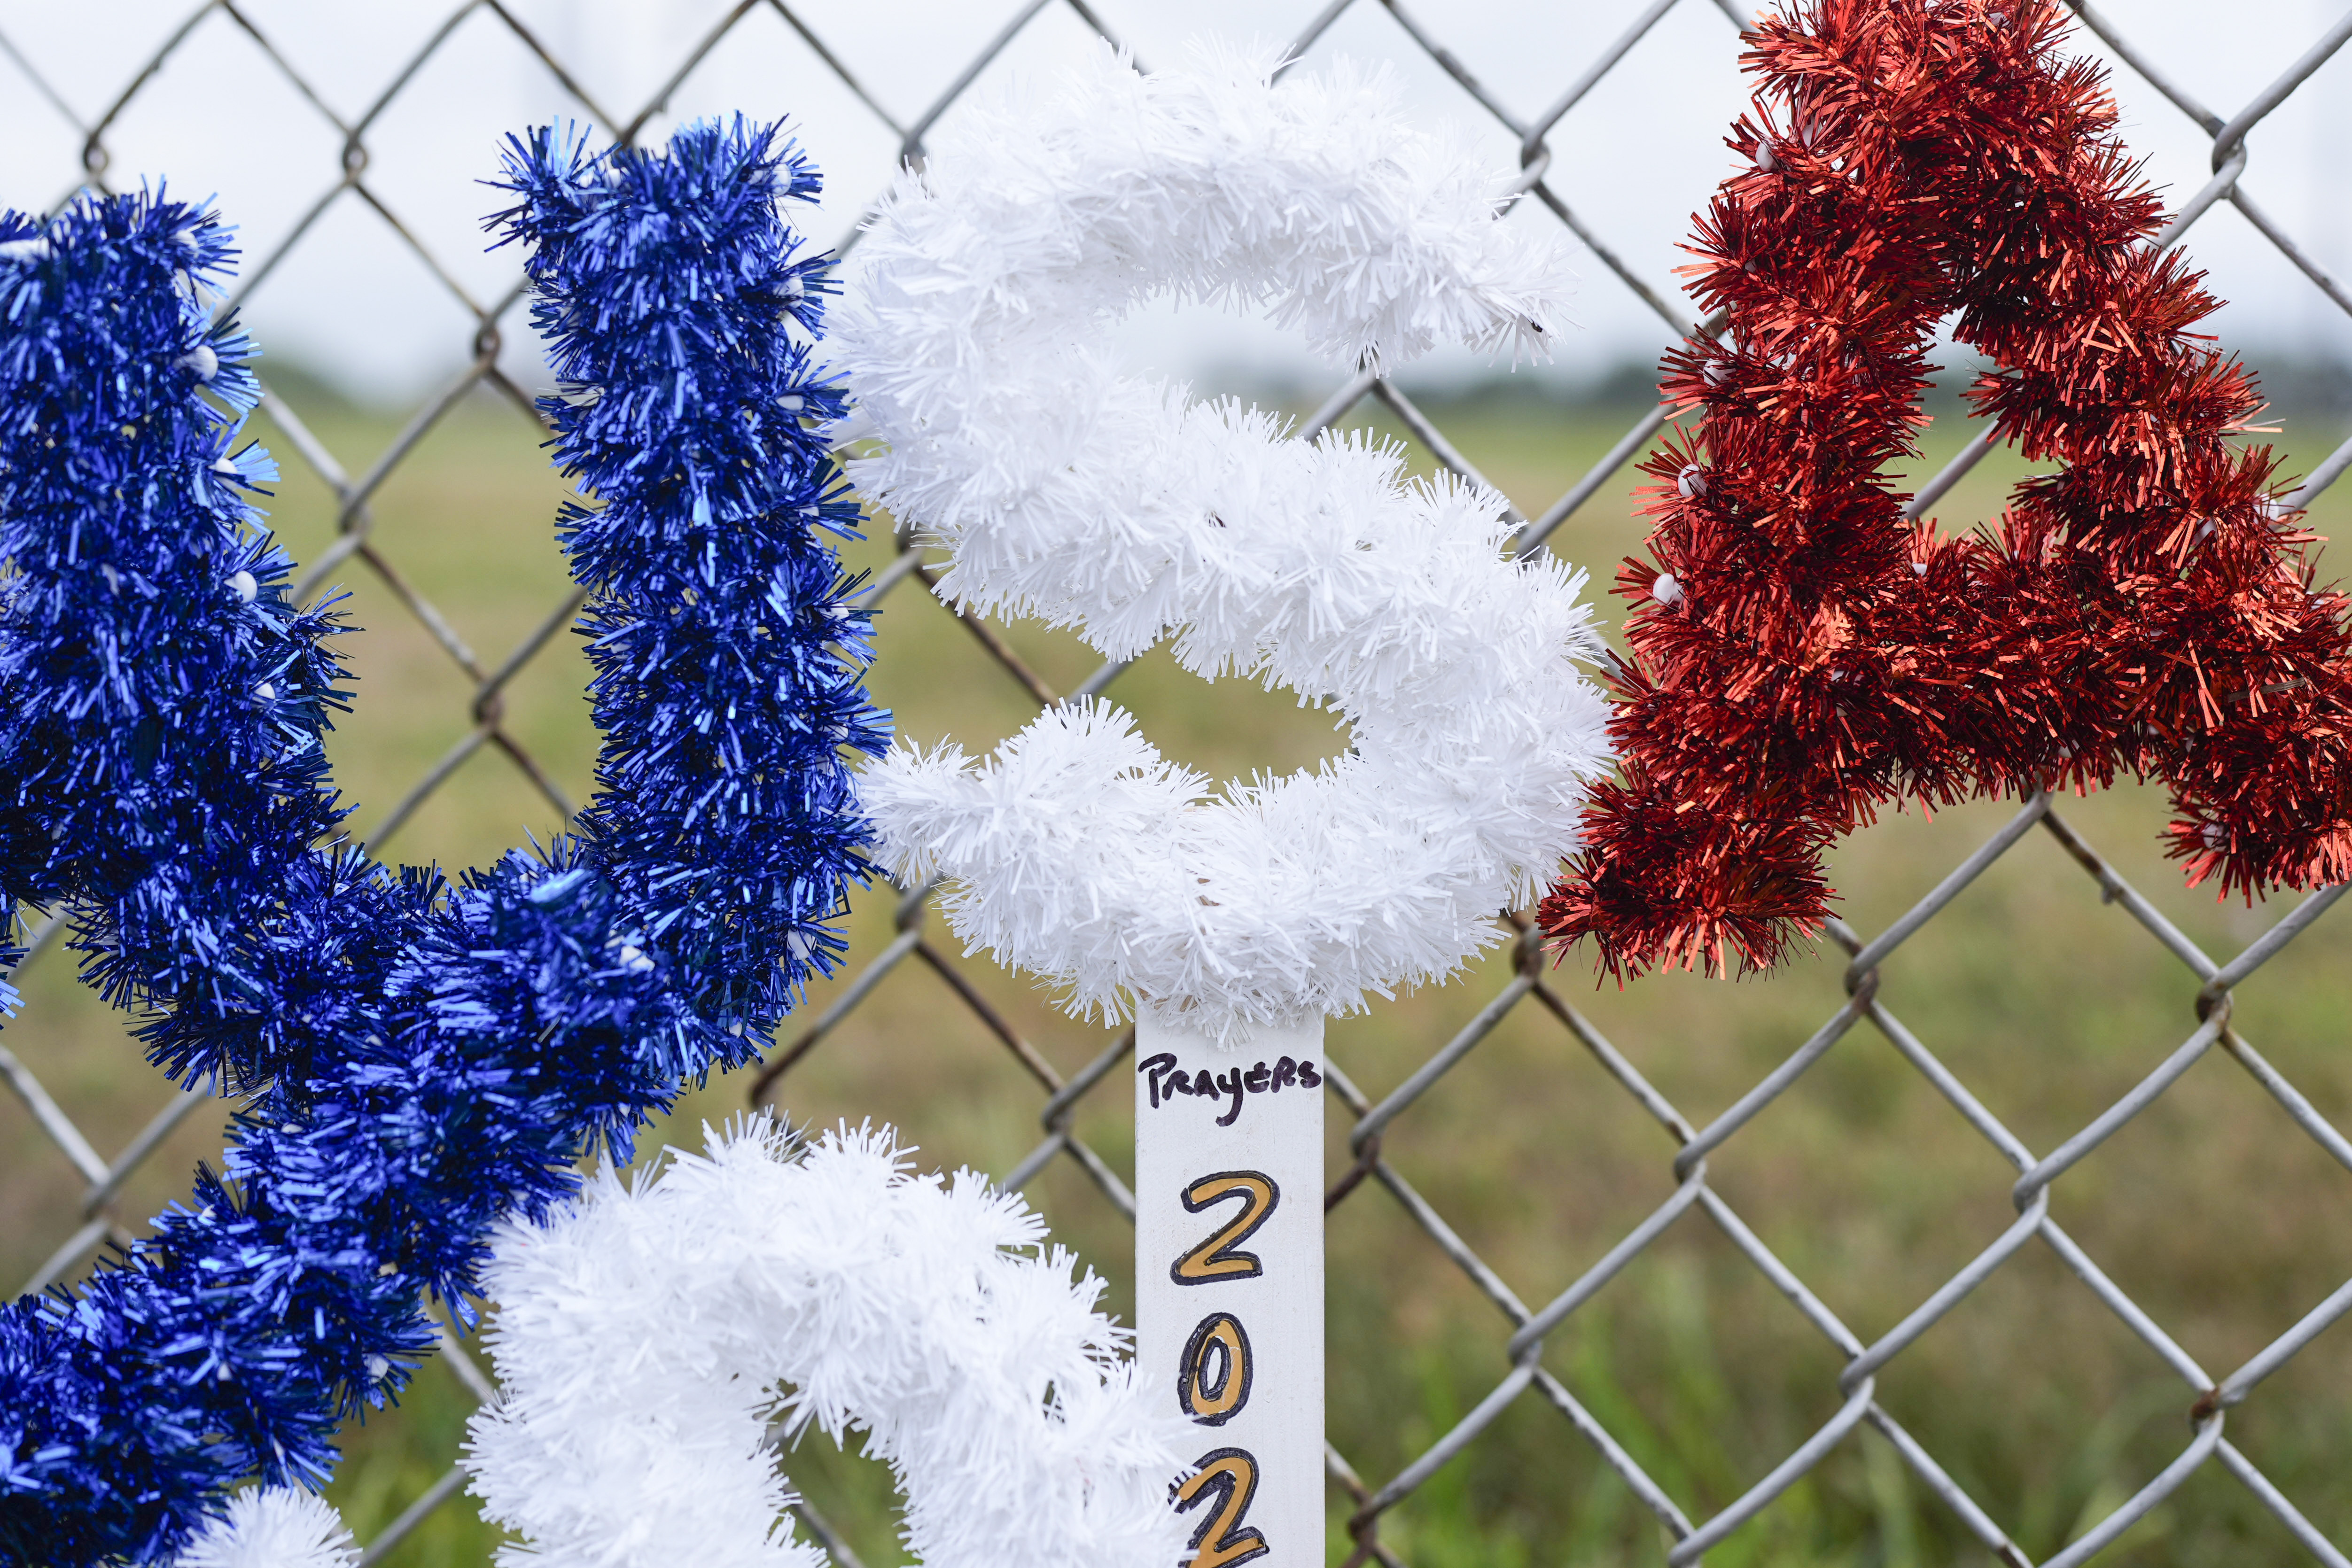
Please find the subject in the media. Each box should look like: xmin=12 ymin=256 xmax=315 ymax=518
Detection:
xmin=3 ymin=0 xmax=2352 ymax=1562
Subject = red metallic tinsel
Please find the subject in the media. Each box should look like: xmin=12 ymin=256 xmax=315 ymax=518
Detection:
xmin=1539 ymin=0 xmax=2352 ymax=980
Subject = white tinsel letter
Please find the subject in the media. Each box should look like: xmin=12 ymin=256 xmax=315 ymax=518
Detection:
xmin=462 ymin=1120 xmax=1192 ymax=1568
xmin=842 ymin=43 xmax=1613 ymax=1041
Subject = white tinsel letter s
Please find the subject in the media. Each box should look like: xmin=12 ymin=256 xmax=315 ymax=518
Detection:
xmin=460 ymin=1121 xmax=1192 ymax=1568
xmin=842 ymin=44 xmax=1614 ymax=1041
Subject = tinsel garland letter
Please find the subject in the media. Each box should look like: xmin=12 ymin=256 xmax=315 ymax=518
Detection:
xmin=0 ymin=119 xmax=881 ymax=1566
xmin=1540 ymin=0 xmax=2352 ymax=978
xmin=844 ymin=47 xmax=1610 ymax=1568
xmin=458 ymin=1120 xmax=1189 ymax=1568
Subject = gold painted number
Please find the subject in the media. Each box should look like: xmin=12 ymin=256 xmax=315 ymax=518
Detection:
xmin=1172 ymin=1447 xmax=1269 ymax=1568
xmin=1171 ymin=1171 xmax=1279 ymax=1287
xmin=1178 ymin=1311 xmax=1253 ymax=1425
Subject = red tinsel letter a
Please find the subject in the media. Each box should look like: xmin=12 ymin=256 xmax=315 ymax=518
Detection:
xmin=1540 ymin=0 xmax=2352 ymax=980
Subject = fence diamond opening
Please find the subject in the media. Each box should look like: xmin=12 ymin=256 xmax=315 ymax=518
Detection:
xmin=4 ymin=2 xmax=2351 ymax=1564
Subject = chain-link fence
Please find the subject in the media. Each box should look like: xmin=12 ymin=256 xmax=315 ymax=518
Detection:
xmin=5 ymin=1 xmax=2352 ymax=1563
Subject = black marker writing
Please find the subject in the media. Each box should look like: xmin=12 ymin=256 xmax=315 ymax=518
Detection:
xmin=1139 ymin=1052 xmax=1320 ymax=1121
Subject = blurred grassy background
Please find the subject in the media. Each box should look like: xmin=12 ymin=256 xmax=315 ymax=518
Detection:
xmin=4 ymin=369 xmax=2350 ymax=1566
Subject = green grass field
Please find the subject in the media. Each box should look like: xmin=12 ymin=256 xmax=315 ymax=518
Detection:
xmin=4 ymin=378 xmax=2350 ymax=1566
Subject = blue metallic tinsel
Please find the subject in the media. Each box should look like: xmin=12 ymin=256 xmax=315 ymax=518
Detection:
xmin=0 ymin=117 xmax=886 ymax=1565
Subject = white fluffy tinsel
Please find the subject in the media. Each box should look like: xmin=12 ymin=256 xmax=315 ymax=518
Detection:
xmin=170 ymin=1487 xmax=357 ymax=1568
xmin=461 ymin=1119 xmax=1190 ymax=1568
xmin=841 ymin=43 xmax=1614 ymax=1040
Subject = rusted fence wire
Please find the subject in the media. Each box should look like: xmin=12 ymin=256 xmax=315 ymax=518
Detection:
xmin=4 ymin=1 xmax=2352 ymax=1563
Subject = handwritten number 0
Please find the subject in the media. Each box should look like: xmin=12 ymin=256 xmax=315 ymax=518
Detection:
xmin=1173 ymin=1448 xmax=1269 ymax=1568
xmin=1171 ymin=1171 xmax=1278 ymax=1286
xmin=1179 ymin=1311 xmax=1252 ymax=1425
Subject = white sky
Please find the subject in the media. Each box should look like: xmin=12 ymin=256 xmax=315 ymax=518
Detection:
xmin=3 ymin=0 xmax=2348 ymax=404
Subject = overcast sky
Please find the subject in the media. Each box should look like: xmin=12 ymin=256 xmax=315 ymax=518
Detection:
xmin=4 ymin=0 xmax=2348 ymax=405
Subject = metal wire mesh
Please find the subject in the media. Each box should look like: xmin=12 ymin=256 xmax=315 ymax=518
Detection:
xmin=4 ymin=2 xmax=2352 ymax=1563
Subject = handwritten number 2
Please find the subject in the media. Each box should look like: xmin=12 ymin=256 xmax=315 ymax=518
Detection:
xmin=1171 ymin=1171 xmax=1278 ymax=1286
xmin=1173 ymin=1448 xmax=1269 ymax=1568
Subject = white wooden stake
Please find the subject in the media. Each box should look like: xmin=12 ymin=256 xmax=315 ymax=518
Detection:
xmin=1136 ymin=1012 xmax=1324 ymax=1568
